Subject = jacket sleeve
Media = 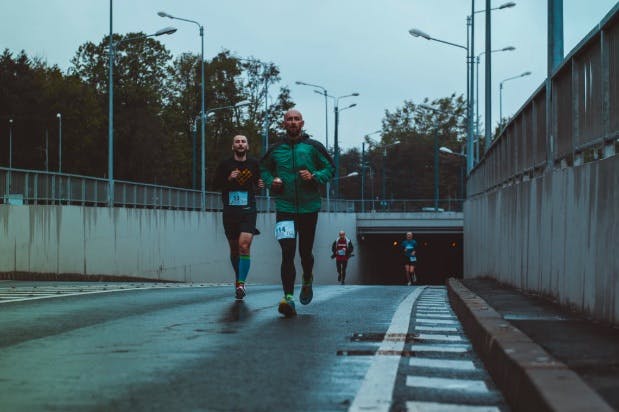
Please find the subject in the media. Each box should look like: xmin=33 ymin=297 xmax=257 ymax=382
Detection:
xmin=347 ymin=240 xmax=354 ymax=256
xmin=331 ymin=241 xmax=336 ymax=253
xmin=308 ymin=141 xmax=335 ymax=184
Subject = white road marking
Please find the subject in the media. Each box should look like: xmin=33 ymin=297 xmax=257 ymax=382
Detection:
xmin=412 ymin=344 xmax=470 ymax=353
xmin=406 ymin=401 xmax=500 ymax=412
xmin=0 ymin=283 xmax=218 ymax=303
xmin=416 ymin=318 xmax=458 ymax=325
xmin=415 ymin=325 xmax=458 ymax=332
xmin=349 ymin=287 xmax=424 ymax=412
xmin=415 ymin=313 xmax=455 ymax=318
xmin=416 ymin=333 xmax=464 ymax=342
xmin=409 ymin=358 xmax=476 ymax=371
xmin=406 ymin=376 xmax=489 ymax=393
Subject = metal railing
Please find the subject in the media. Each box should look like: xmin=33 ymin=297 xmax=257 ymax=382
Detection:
xmin=469 ymin=4 xmax=619 ymax=196
xmin=0 ymin=167 xmax=463 ymax=213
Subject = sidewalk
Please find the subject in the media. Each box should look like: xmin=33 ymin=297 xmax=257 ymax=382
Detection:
xmin=447 ymin=277 xmax=619 ymax=412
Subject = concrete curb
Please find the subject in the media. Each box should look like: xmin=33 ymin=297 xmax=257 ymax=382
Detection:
xmin=447 ymin=278 xmax=614 ymax=412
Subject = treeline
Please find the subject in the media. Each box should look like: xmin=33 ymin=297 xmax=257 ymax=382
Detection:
xmin=1 ymin=33 xmax=470 ymax=199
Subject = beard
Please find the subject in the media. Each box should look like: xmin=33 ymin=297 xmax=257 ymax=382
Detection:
xmin=234 ymin=148 xmax=247 ymax=157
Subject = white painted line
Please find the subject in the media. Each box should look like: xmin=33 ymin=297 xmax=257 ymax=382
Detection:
xmin=416 ymin=318 xmax=458 ymax=325
xmin=415 ymin=313 xmax=455 ymax=318
xmin=412 ymin=344 xmax=470 ymax=353
xmin=406 ymin=401 xmax=500 ymax=412
xmin=349 ymin=287 xmax=424 ymax=412
xmin=417 ymin=333 xmax=464 ymax=342
xmin=409 ymin=358 xmax=476 ymax=371
xmin=406 ymin=376 xmax=489 ymax=393
xmin=415 ymin=325 xmax=458 ymax=332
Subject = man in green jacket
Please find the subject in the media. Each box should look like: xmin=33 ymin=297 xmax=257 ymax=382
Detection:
xmin=260 ymin=109 xmax=335 ymax=317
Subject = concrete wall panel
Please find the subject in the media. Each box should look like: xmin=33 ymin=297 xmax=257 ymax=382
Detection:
xmin=0 ymin=206 xmax=358 ymax=286
xmin=465 ymin=155 xmax=618 ymax=325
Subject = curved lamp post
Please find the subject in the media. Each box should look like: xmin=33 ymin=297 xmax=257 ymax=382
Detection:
xmin=499 ymin=71 xmax=531 ymax=121
xmin=56 ymin=113 xmax=62 ymax=173
xmin=107 ymin=23 xmax=177 ymax=206
xmin=409 ymin=27 xmax=473 ymax=174
xmin=158 ymin=10 xmax=206 ymax=163
xmin=295 ymin=81 xmax=329 ymax=150
xmin=475 ymin=46 xmax=515 ymax=161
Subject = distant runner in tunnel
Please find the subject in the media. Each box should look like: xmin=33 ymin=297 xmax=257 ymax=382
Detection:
xmin=401 ymin=231 xmax=417 ymax=285
xmin=331 ymin=230 xmax=354 ymax=285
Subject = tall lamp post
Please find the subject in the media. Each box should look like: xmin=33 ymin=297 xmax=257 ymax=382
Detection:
xmin=440 ymin=146 xmax=467 ymax=201
xmin=8 ymin=118 xmax=13 ymax=192
xmin=200 ymin=101 xmax=249 ymax=211
xmin=360 ymin=130 xmax=381 ymax=213
xmin=409 ymin=28 xmax=473 ymax=174
xmin=326 ymin=172 xmax=359 ymax=212
xmin=380 ymin=142 xmax=400 ymax=208
xmin=295 ymin=81 xmax=329 ymax=149
xmin=107 ymin=16 xmax=177 ymax=206
xmin=321 ymin=92 xmax=359 ymax=198
xmin=475 ymin=46 xmax=515 ymax=161
xmin=499 ymin=71 xmax=531 ymax=122
xmin=158 ymin=11 xmax=206 ymax=170
xmin=56 ymin=113 xmax=62 ymax=173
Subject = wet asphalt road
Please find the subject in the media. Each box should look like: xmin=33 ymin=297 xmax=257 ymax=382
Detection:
xmin=0 ymin=282 xmax=507 ymax=411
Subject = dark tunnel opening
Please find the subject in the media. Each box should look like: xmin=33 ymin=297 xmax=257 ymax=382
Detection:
xmin=356 ymin=233 xmax=463 ymax=285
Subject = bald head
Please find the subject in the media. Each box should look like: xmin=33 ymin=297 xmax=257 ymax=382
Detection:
xmin=283 ymin=109 xmax=304 ymax=139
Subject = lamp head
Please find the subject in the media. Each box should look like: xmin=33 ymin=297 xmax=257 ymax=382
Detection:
xmin=56 ymin=113 xmax=61 ymax=118
xmin=155 ymin=26 xmax=177 ymax=36
xmin=522 ymin=71 xmax=532 ymax=76
xmin=409 ymin=28 xmax=431 ymax=39
xmin=157 ymin=11 xmax=172 ymax=18
xmin=351 ymin=93 xmax=360 ymax=97
xmin=499 ymin=2 xmax=516 ymax=9
xmin=503 ymin=46 xmax=516 ymax=51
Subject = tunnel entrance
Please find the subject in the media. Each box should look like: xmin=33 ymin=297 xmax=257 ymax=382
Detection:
xmin=356 ymin=233 xmax=463 ymax=285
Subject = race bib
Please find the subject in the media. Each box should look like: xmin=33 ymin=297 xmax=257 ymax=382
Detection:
xmin=274 ymin=221 xmax=295 ymax=240
xmin=338 ymin=249 xmax=346 ymax=256
xmin=228 ymin=191 xmax=248 ymax=206
xmin=409 ymin=256 xmax=417 ymax=262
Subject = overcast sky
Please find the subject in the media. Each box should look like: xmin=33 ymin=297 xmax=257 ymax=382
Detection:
xmin=2 ymin=0 xmax=617 ymax=152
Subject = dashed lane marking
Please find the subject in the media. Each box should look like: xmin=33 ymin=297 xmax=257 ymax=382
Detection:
xmin=406 ymin=376 xmax=489 ymax=393
xmin=0 ymin=283 xmax=224 ymax=303
xmin=408 ymin=358 xmax=476 ymax=371
xmin=406 ymin=401 xmax=500 ymax=412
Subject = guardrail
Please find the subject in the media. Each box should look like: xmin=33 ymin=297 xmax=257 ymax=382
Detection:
xmin=0 ymin=167 xmax=463 ymax=213
xmin=469 ymin=4 xmax=619 ymax=196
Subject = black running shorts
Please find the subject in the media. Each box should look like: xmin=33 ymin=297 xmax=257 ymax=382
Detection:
xmin=223 ymin=210 xmax=259 ymax=240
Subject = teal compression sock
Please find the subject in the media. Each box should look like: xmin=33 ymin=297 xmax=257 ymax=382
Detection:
xmin=238 ymin=254 xmax=250 ymax=283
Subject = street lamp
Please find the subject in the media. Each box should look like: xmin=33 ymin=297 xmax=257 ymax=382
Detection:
xmin=201 ymin=101 xmax=249 ymax=211
xmin=56 ymin=113 xmax=62 ymax=173
xmin=499 ymin=71 xmax=531 ymax=122
xmin=380 ymin=141 xmax=400 ymax=208
xmin=475 ymin=46 xmax=515 ymax=162
xmin=107 ymin=18 xmax=177 ymax=206
xmin=8 ymin=118 xmax=13 ymax=170
xmin=158 ymin=10 xmax=206 ymax=166
xmin=326 ymin=171 xmax=359 ymax=212
xmin=409 ymin=27 xmax=473 ymax=174
xmin=295 ymin=81 xmax=329 ymax=150
xmin=361 ymin=130 xmax=381 ymax=213
xmin=322 ymin=92 xmax=359 ymax=198
xmin=440 ymin=146 xmax=467 ymax=201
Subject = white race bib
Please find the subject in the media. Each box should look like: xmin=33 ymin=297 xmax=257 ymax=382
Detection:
xmin=409 ymin=256 xmax=417 ymax=262
xmin=338 ymin=249 xmax=346 ymax=256
xmin=274 ymin=220 xmax=295 ymax=240
xmin=228 ymin=191 xmax=248 ymax=206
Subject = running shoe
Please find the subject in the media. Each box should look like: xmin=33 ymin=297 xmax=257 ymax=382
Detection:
xmin=235 ymin=284 xmax=246 ymax=300
xmin=278 ymin=295 xmax=296 ymax=317
xmin=299 ymin=274 xmax=313 ymax=305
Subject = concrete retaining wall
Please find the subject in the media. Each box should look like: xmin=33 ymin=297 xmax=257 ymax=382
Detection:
xmin=464 ymin=155 xmax=618 ymax=325
xmin=0 ymin=206 xmax=358 ymax=285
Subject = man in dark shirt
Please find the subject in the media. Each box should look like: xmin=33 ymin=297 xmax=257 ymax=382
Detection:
xmin=214 ymin=135 xmax=264 ymax=300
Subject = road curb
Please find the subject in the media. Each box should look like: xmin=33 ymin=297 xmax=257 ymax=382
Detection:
xmin=446 ymin=278 xmax=614 ymax=412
